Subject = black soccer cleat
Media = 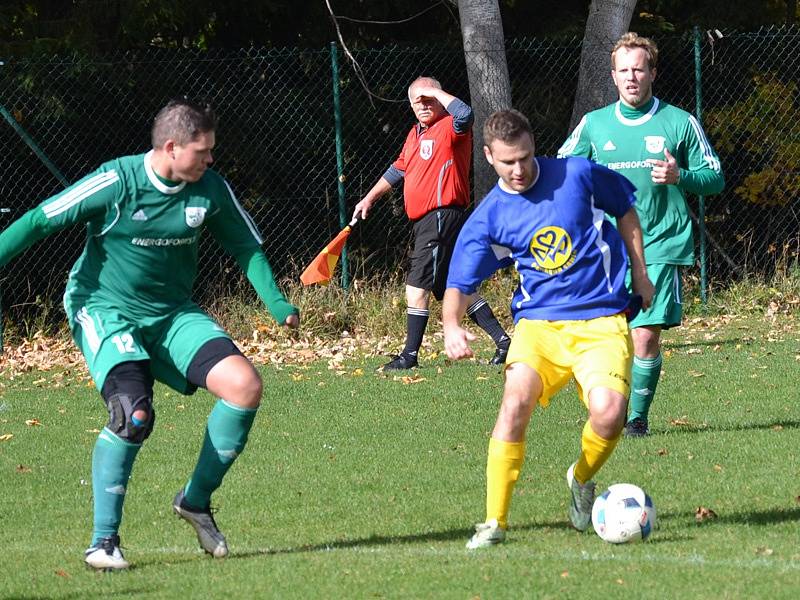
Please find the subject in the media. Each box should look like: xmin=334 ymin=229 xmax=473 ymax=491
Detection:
xmin=624 ymin=417 xmax=650 ymax=437
xmin=173 ymin=489 xmax=229 ymax=558
xmin=489 ymin=345 xmax=509 ymax=365
xmin=381 ymin=353 xmax=418 ymax=371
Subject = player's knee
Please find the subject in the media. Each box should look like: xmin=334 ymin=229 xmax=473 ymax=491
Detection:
xmin=104 ymin=392 xmax=156 ymax=444
xmin=101 ymin=360 xmax=156 ymax=444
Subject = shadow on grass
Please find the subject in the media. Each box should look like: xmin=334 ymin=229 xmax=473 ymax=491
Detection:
xmin=650 ymin=419 xmax=800 ymax=436
xmin=663 ymin=336 xmax=752 ymax=350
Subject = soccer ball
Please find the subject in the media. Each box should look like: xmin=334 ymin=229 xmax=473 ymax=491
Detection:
xmin=591 ymin=483 xmax=656 ymax=543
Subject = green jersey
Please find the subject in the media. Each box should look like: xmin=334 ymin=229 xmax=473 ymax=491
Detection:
xmin=0 ymin=151 xmax=296 ymax=322
xmin=558 ymin=97 xmax=724 ymax=265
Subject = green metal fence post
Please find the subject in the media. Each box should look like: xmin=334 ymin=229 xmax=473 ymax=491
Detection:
xmin=0 ymin=104 xmax=70 ymax=187
xmin=693 ymin=26 xmax=708 ymax=306
xmin=330 ymin=41 xmax=349 ymax=290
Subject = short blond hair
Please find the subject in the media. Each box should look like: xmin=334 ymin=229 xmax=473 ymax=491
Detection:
xmin=611 ymin=32 xmax=658 ymax=70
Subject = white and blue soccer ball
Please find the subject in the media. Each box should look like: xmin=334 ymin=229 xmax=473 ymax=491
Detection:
xmin=591 ymin=483 xmax=656 ymax=543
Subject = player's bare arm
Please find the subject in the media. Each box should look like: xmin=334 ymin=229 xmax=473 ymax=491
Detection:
xmin=352 ymin=177 xmax=393 ymax=220
xmin=648 ymin=148 xmax=679 ymax=185
xmin=616 ymin=207 xmax=655 ymax=309
xmin=442 ymin=287 xmax=477 ymax=360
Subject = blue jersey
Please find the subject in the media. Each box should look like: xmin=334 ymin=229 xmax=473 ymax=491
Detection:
xmin=447 ymin=157 xmax=637 ymax=322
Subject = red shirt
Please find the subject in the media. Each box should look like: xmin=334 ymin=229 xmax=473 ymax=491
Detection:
xmin=392 ymin=115 xmax=472 ymax=220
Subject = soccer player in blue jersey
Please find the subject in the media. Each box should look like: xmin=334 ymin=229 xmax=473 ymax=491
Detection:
xmin=0 ymin=99 xmax=299 ymax=569
xmin=559 ymin=33 xmax=724 ymax=436
xmin=442 ymin=109 xmax=654 ymax=549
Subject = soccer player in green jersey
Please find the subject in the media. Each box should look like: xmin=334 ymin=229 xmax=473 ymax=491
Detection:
xmin=0 ymin=98 xmax=299 ymax=570
xmin=559 ymin=32 xmax=724 ymax=437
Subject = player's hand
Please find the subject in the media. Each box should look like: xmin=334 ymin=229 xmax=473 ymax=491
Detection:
xmin=631 ymin=273 xmax=655 ymax=310
xmin=444 ymin=324 xmax=477 ymax=360
xmin=649 ymin=148 xmax=679 ymax=185
xmin=284 ymin=313 xmax=300 ymax=328
xmin=411 ymin=86 xmax=441 ymax=104
xmin=352 ymin=197 xmax=374 ymax=221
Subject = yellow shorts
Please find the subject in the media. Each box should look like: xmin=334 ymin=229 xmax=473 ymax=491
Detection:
xmin=505 ymin=314 xmax=633 ymax=408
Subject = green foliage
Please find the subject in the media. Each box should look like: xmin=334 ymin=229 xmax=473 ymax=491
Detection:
xmin=705 ymin=73 xmax=800 ymax=207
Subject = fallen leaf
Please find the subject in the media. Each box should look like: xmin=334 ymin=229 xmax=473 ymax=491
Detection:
xmin=657 ymin=448 xmax=668 ymax=456
xmin=714 ymin=464 xmax=723 ymax=472
xmin=0 ymin=434 xmax=13 ymax=442
xmin=25 ymin=418 xmax=42 ymax=426
xmin=695 ymin=506 xmax=718 ymax=522
xmin=755 ymin=546 xmax=774 ymax=556
xmin=398 ymin=375 xmax=426 ymax=385
xmin=772 ymin=425 xmax=783 ymax=431
xmin=688 ymin=370 xmax=705 ymax=378
xmin=560 ymin=571 xmax=569 ymax=578
xmin=54 ymin=569 xmax=70 ymax=578
xmin=476 ymin=375 xmax=489 ymax=381
xmin=16 ymin=464 xmax=32 ymax=473
xmin=351 ymin=368 xmax=364 ymax=377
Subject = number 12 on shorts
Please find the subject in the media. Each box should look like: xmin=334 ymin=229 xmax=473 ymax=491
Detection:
xmin=112 ymin=333 xmax=137 ymax=353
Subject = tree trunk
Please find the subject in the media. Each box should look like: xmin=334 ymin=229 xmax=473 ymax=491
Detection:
xmin=788 ymin=0 xmax=797 ymax=25
xmin=568 ymin=0 xmax=638 ymax=131
xmin=456 ymin=0 xmax=513 ymax=202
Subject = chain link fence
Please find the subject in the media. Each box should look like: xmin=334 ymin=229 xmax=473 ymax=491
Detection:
xmin=1 ymin=25 xmax=798 ymax=329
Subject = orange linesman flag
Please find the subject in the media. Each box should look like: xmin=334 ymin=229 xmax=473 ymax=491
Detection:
xmin=300 ymin=219 xmax=357 ymax=286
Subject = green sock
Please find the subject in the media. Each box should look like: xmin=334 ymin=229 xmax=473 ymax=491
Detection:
xmin=91 ymin=428 xmax=141 ymax=544
xmin=629 ymin=353 xmax=663 ymax=422
xmin=183 ymin=399 xmax=257 ymax=509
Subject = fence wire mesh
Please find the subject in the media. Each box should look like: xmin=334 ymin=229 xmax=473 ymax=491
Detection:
xmin=1 ymin=26 xmax=798 ymax=328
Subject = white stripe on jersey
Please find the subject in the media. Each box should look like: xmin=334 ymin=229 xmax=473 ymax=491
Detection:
xmin=223 ymin=180 xmax=263 ymax=244
xmin=687 ymin=115 xmax=721 ymax=172
xmin=42 ymin=171 xmax=119 ymax=218
xmin=590 ymin=197 xmax=614 ymax=293
xmin=76 ymin=307 xmax=102 ymax=355
xmin=557 ymin=116 xmax=587 ymax=157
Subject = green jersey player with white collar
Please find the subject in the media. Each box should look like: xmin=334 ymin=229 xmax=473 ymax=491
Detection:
xmin=0 ymin=98 xmax=299 ymax=570
xmin=559 ymin=32 xmax=724 ymax=437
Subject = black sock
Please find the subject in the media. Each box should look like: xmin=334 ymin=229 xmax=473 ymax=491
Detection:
xmin=402 ymin=308 xmax=429 ymax=357
xmin=467 ymin=298 xmax=510 ymax=348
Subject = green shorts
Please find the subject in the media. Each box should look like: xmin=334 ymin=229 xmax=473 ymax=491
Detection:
xmin=626 ymin=263 xmax=683 ymax=329
xmin=65 ymin=295 xmax=231 ymax=394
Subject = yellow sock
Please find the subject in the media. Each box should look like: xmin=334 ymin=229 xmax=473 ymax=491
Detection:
xmin=573 ymin=421 xmax=620 ymax=484
xmin=486 ymin=437 xmax=526 ymax=529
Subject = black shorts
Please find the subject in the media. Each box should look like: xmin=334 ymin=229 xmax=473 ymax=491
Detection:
xmin=407 ymin=207 xmax=467 ymax=301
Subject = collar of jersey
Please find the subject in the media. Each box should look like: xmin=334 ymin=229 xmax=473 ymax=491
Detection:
xmin=614 ymin=97 xmax=659 ymax=126
xmin=497 ymin=158 xmax=541 ymax=195
xmin=144 ymin=150 xmax=187 ymax=194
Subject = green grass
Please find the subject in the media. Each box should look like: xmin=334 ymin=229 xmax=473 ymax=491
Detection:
xmin=1 ymin=314 xmax=799 ymax=598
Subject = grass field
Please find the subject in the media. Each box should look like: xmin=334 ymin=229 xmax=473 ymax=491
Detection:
xmin=1 ymin=313 xmax=799 ymax=599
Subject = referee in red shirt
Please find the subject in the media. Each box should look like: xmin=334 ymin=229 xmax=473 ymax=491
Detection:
xmin=353 ymin=77 xmax=510 ymax=370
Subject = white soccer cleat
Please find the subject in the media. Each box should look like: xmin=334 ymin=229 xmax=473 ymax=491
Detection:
xmin=84 ymin=535 xmax=130 ymax=571
xmin=466 ymin=518 xmax=506 ymax=549
xmin=173 ymin=489 xmax=229 ymax=558
xmin=567 ymin=462 xmax=596 ymax=532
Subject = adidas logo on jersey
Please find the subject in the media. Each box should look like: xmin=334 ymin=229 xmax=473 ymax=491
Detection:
xmin=603 ymin=140 xmax=617 ymax=151
xmin=131 ymin=209 xmax=148 ymax=221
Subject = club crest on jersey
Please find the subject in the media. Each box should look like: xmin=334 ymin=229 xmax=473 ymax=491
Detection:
xmin=529 ymin=226 xmax=575 ymax=274
xmin=644 ymin=135 xmax=666 ymax=154
xmin=419 ymin=139 xmax=434 ymax=160
xmin=185 ymin=206 xmax=207 ymax=228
